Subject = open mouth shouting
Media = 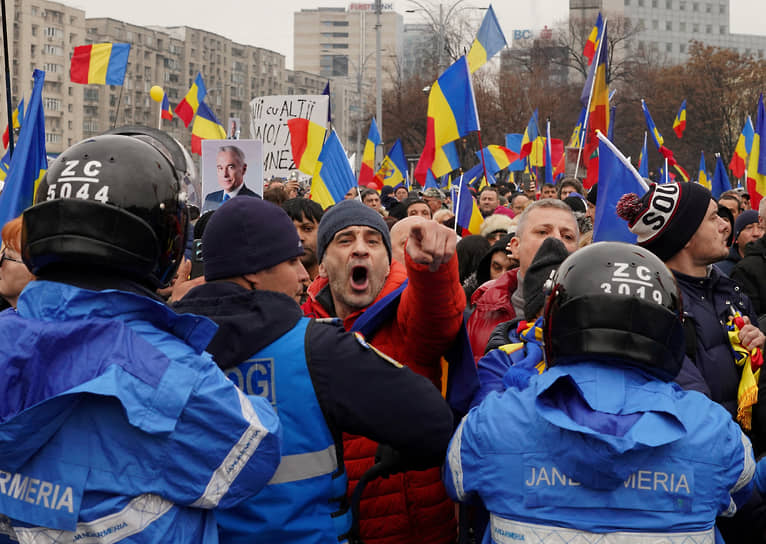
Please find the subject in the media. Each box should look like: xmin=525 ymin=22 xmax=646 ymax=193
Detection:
xmin=350 ymin=265 xmax=370 ymax=292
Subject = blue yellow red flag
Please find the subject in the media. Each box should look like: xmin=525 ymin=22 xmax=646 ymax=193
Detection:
xmin=287 ymin=117 xmax=327 ymax=175
xmin=746 ymin=95 xmax=766 ymax=209
xmin=455 ymin=175 xmax=483 ymax=235
xmin=175 ymin=73 xmax=207 ymax=128
xmin=698 ymin=151 xmax=710 ymax=189
xmin=582 ymin=13 xmax=603 ymax=66
xmin=712 ymin=154 xmax=731 ymax=199
xmin=359 ymin=117 xmax=381 ymax=185
xmin=673 ymin=99 xmax=687 ymax=138
xmin=190 ymin=101 xmax=226 ymax=155
xmin=466 ymin=5 xmax=507 ymax=73
xmin=415 ymin=56 xmax=480 ymax=183
xmin=0 ymin=70 xmax=47 ymax=227
xmin=730 ymin=115 xmax=754 ymax=178
xmin=374 ymin=139 xmax=409 ymax=189
xmin=2 ymin=98 xmax=23 ymax=150
xmin=311 ymin=130 xmax=356 ymax=209
xmin=432 ymin=140 xmax=460 ymax=177
xmin=474 ymin=145 xmax=519 ymax=176
xmin=504 ymin=133 xmax=526 ymax=171
xmin=520 ymin=110 xmax=539 ymax=159
xmin=70 ymin=43 xmax=130 ymax=85
xmin=161 ymin=93 xmax=173 ymax=120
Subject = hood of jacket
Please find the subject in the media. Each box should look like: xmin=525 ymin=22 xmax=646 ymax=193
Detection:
xmin=174 ymin=281 xmax=303 ymax=369
xmin=534 ymin=362 xmax=688 ymax=491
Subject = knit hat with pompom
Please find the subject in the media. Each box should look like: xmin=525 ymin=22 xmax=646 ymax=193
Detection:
xmin=616 ymin=182 xmax=712 ymax=262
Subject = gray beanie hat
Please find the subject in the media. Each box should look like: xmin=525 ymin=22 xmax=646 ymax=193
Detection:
xmin=317 ymin=199 xmax=391 ymax=263
xmin=202 ymin=196 xmax=304 ymax=281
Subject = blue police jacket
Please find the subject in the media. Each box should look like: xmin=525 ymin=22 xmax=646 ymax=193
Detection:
xmin=445 ymin=361 xmax=755 ymax=544
xmin=0 ymin=281 xmax=281 ymax=543
xmin=215 ymin=317 xmax=352 ymax=543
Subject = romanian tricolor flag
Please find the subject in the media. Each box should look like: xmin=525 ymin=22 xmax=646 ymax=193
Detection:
xmin=466 ymin=5 xmax=507 ymax=73
xmin=359 ymin=118 xmax=381 ymax=186
xmin=641 ymin=99 xmax=683 ymax=172
xmin=176 ymin=73 xmax=207 ymax=128
xmin=2 ymin=98 xmax=23 ymax=149
xmin=311 ymin=130 xmax=356 ymax=209
xmin=582 ymin=13 xmax=604 ymax=66
xmin=729 ymin=115 xmax=754 ymax=179
xmin=520 ymin=110 xmax=539 ymax=159
xmin=190 ymin=101 xmax=226 ymax=155
xmin=374 ymin=139 xmax=409 ymax=188
xmin=70 ymin=43 xmax=130 ymax=85
xmin=673 ymin=163 xmax=690 ymax=182
xmin=288 ymin=117 xmax=327 ymax=175
xmin=414 ymin=56 xmax=480 ymax=183
xmin=433 ymin=140 xmax=460 ymax=177
xmin=161 ymin=93 xmax=173 ymax=121
xmin=581 ymin=21 xmax=609 ymax=189
xmin=747 ymin=95 xmax=766 ymax=209
xmin=568 ymin=106 xmax=587 ymax=149
xmin=698 ymin=151 xmax=710 ymax=189
xmin=673 ymin=99 xmax=687 ymax=138
xmin=455 ymin=175 xmax=483 ymax=235
xmin=475 ymin=145 xmax=519 ymax=176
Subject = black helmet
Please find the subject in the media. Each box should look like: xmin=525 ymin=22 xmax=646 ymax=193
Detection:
xmin=22 ymin=134 xmax=188 ymax=287
xmin=543 ymin=241 xmax=685 ymax=380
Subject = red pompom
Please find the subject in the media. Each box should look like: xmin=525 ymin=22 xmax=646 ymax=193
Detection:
xmin=616 ymin=193 xmax=644 ymax=222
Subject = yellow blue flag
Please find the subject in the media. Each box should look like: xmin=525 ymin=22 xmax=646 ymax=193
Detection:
xmin=466 ymin=5 xmax=507 ymax=73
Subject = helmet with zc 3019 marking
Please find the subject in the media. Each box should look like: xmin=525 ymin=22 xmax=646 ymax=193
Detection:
xmin=543 ymin=241 xmax=684 ymax=380
xmin=22 ymin=134 xmax=188 ymax=288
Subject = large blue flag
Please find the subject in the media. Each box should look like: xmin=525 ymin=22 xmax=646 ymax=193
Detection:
xmin=0 ymin=69 xmax=47 ymax=227
xmin=711 ymin=154 xmax=732 ymax=199
xmin=424 ymin=169 xmax=439 ymax=189
xmin=310 ymin=130 xmax=356 ymax=209
xmin=593 ymin=132 xmax=649 ymax=243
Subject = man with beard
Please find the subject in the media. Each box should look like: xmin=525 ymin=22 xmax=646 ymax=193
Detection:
xmin=618 ymin=182 xmax=766 ymax=543
xmin=302 ymin=199 xmax=465 ymax=544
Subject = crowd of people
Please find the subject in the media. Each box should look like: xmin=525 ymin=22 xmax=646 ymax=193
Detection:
xmin=3 ymin=128 xmax=766 ymax=543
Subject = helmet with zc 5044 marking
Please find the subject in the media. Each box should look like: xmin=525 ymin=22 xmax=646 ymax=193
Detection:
xmin=543 ymin=241 xmax=684 ymax=380
xmin=21 ymin=134 xmax=188 ymax=288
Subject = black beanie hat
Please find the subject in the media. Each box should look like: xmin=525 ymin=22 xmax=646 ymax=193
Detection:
xmin=316 ymin=199 xmax=392 ymax=263
xmin=523 ymin=237 xmax=570 ymax=320
xmin=616 ymin=182 xmax=712 ymax=262
xmin=202 ymin=196 xmax=304 ymax=281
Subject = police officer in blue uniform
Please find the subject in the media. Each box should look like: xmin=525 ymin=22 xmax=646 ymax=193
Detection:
xmin=173 ymin=196 xmax=455 ymax=544
xmin=445 ymin=242 xmax=756 ymax=543
xmin=0 ymin=135 xmax=282 ymax=542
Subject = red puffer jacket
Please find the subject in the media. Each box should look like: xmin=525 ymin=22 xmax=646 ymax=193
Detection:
xmin=302 ymin=251 xmax=464 ymax=544
xmin=466 ymin=268 xmax=519 ymax=362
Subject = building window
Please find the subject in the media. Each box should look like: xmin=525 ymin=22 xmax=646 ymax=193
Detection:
xmin=44 ymin=97 xmax=61 ymax=111
xmin=638 ymin=0 xmax=644 ymax=6
xmin=693 ymin=23 xmax=700 ymax=32
xmin=679 ymin=0 xmax=686 ymax=9
xmin=45 ymin=133 xmax=61 ymax=144
xmin=720 ymin=3 xmax=726 ymax=14
xmin=706 ymin=24 xmax=712 ymax=33
xmin=680 ymin=43 xmax=686 ymax=53
xmin=679 ymin=21 xmax=686 ymax=31
xmin=666 ymin=0 xmax=672 ymax=7
xmin=652 ymin=0 xmax=658 ymax=6
xmin=706 ymin=3 xmax=712 ymax=12
xmin=666 ymin=42 xmax=673 ymax=52
xmin=692 ymin=2 xmax=699 ymax=10
xmin=666 ymin=21 xmax=672 ymax=31
xmin=652 ymin=20 xmax=659 ymax=30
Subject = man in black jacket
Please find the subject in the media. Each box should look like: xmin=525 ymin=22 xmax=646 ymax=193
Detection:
xmin=732 ymin=198 xmax=766 ymax=317
xmin=173 ymin=196 xmax=454 ymax=543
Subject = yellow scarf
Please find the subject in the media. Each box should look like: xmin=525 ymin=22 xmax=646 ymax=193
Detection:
xmin=728 ymin=312 xmax=763 ymax=431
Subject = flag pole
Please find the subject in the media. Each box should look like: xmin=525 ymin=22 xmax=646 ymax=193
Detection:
xmin=157 ymin=97 xmax=163 ymax=130
xmin=664 ymin=157 xmax=669 ymax=183
xmin=476 ymin=131 xmax=490 ymax=187
xmin=454 ymin=174 xmax=464 ymax=234
xmin=1 ymin=0 xmax=14 ymax=156
xmin=113 ymin=84 xmax=125 ymax=129
xmin=574 ymin=17 xmax=607 ymax=181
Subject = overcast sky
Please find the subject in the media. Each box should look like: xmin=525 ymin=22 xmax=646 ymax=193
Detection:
xmin=65 ymin=0 xmax=763 ymax=70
